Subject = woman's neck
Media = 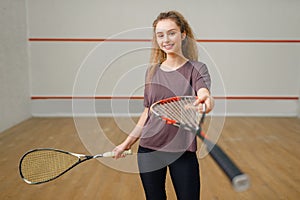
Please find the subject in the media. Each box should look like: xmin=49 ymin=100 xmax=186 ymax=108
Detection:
xmin=162 ymin=54 xmax=188 ymax=70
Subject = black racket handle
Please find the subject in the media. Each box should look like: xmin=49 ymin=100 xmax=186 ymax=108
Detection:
xmin=203 ymin=138 xmax=250 ymax=192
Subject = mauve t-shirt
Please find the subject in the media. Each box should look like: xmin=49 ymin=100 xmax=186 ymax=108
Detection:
xmin=140 ymin=61 xmax=211 ymax=152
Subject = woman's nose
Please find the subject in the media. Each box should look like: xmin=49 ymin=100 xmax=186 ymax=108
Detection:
xmin=163 ymin=35 xmax=170 ymax=42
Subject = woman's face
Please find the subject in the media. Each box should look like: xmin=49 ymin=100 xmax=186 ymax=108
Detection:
xmin=155 ymin=19 xmax=186 ymax=56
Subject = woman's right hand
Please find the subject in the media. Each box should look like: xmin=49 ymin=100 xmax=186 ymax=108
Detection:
xmin=112 ymin=107 xmax=148 ymax=159
xmin=112 ymin=143 xmax=129 ymax=159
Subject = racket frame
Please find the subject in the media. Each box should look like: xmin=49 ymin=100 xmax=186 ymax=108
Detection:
xmin=150 ymin=96 xmax=250 ymax=192
xmin=19 ymin=148 xmax=132 ymax=185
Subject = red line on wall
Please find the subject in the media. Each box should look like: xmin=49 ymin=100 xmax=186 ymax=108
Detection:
xmin=31 ymin=96 xmax=299 ymax=100
xmin=197 ymin=39 xmax=300 ymax=43
xmin=28 ymin=38 xmax=152 ymax=42
xmin=31 ymin=96 xmax=145 ymax=100
xmin=28 ymin=38 xmax=300 ymax=43
xmin=213 ymin=96 xmax=299 ymax=100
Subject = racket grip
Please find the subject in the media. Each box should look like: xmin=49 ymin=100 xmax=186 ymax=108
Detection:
xmin=102 ymin=149 xmax=132 ymax=157
xmin=205 ymin=140 xmax=250 ymax=192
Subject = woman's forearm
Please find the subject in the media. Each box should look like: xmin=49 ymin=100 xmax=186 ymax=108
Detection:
xmin=118 ymin=107 xmax=148 ymax=149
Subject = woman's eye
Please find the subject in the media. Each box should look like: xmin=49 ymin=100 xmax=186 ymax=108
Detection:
xmin=169 ymin=32 xmax=176 ymax=36
xmin=157 ymin=34 xmax=164 ymax=38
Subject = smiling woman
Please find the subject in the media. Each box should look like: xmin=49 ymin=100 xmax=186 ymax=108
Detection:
xmin=149 ymin=11 xmax=198 ymax=70
xmin=155 ymin=20 xmax=185 ymax=57
xmin=112 ymin=10 xmax=214 ymax=200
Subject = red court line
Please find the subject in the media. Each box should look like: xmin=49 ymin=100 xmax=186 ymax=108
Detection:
xmin=213 ymin=96 xmax=299 ymax=100
xmin=28 ymin=38 xmax=152 ymax=42
xmin=197 ymin=39 xmax=300 ymax=43
xmin=31 ymin=96 xmax=144 ymax=100
xmin=28 ymin=38 xmax=300 ymax=43
xmin=31 ymin=96 xmax=299 ymax=100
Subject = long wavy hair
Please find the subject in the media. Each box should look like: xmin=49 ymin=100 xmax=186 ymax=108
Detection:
xmin=147 ymin=11 xmax=198 ymax=82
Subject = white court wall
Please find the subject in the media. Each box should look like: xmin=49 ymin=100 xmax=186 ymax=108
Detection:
xmin=0 ymin=0 xmax=31 ymax=132
xmin=26 ymin=0 xmax=300 ymax=116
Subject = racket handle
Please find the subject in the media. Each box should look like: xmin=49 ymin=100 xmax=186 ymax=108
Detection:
xmin=102 ymin=149 xmax=132 ymax=157
xmin=205 ymin=140 xmax=250 ymax=192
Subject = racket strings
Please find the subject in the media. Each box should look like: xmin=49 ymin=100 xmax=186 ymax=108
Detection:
xmin=155 ymin=102 xmax=180 ymax=123
xmin=20 ymin=150 xmax=79 ymax=183
xmin=158 ymin=102 xmax=182 ymax=122
xmin=176 ymin=97 xmax=201 ymax=129
xmin=154 ymin=97 xmax=200 ymax=130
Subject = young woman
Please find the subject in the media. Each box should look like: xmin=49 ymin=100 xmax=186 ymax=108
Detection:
xmin=113 ymin=11 xmax=214 ymax=200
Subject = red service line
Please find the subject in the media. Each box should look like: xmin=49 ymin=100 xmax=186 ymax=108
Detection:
xmin=28 ymin=38 xmax=151 ymax=42
xmin=31 ymin=96 xmax=299 ymax=100
xmin=28 ymin=38 xmax=300 ymax=43
xmin=197 ymin=39 xmax=300 ymax=43
xmin=31 ymin=96 xmax=144 ymax=100
xmin=213 ymin=96 xmax=299 ymax=100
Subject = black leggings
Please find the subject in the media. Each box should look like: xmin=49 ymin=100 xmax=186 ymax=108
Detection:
xmin=138 ymin=146 xmax=200 ymax=200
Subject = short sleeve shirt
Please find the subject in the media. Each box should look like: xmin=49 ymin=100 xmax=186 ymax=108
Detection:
xmin=140 ymin=61 xmax=211 ymax=152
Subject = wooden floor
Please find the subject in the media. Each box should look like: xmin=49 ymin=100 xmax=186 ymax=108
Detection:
xmin=0 ymin=117 xmax=299 ymax=200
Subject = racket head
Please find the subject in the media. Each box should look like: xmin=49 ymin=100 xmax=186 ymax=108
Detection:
xmin=150 ymin=96 xmax=204 ymax=131
xmin=19 ymin=148 xmax=81 ymax=184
